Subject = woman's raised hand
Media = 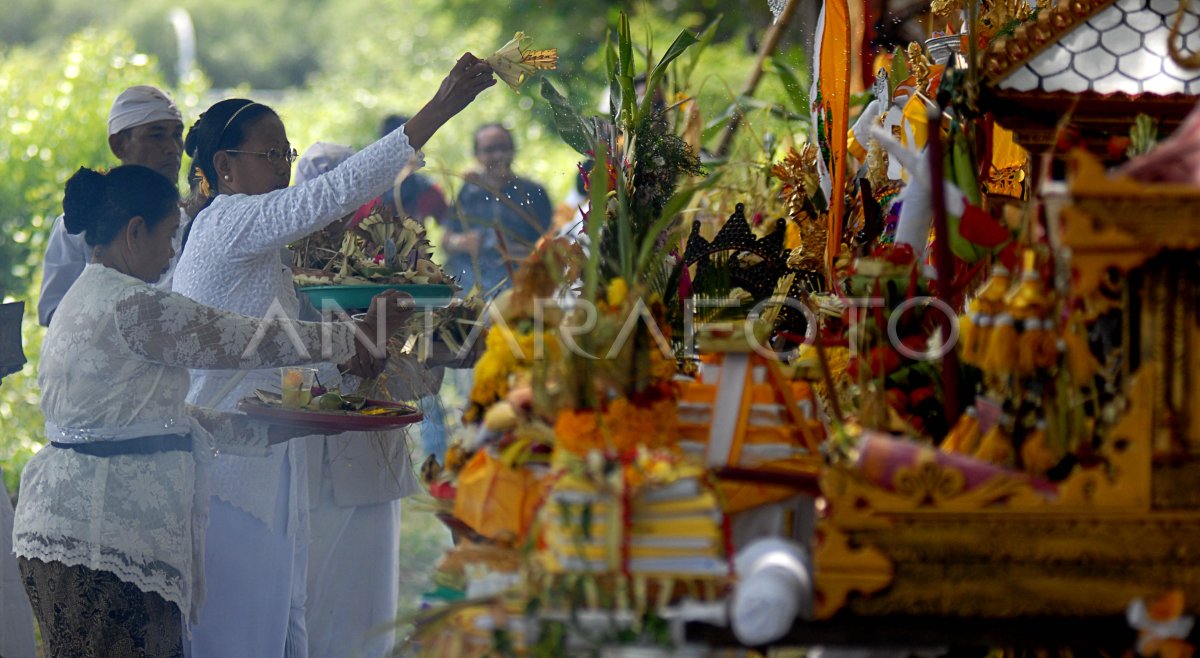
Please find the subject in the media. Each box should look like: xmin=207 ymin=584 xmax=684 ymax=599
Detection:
xmin=404 ymin=54 xmax=495 ymax=149
xmin=433 ymin=53 xmax=496 ymax=116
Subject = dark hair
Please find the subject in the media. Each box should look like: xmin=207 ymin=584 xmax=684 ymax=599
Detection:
xmin=184 ymin=98 xmax=278 ymax=204
xmin=473 ymin=123 xmax=514 ymax=155
xmin=63 ymin=165 xmax=180 ymax=247
xmin=380 ymin=114 xmax=410 ymax=139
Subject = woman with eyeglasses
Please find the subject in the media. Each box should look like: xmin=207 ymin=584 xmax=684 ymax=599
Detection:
xmin=170 ymin=54 xmax=493 ymax=657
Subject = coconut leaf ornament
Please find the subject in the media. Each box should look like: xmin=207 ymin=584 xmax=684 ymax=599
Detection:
xmin=486 ymin=32 xmax=558 ymax=92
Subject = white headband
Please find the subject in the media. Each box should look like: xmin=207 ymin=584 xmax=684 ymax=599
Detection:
xmin=108 ymin=86 xmax=183 ymax=136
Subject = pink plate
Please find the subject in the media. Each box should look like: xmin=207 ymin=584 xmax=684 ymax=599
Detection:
xmin=236 ymin=396 xmax=423 ymax=432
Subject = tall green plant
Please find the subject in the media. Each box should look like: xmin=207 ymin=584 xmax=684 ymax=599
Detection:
xmin=542 ymin=13 xmax=704 ymax=291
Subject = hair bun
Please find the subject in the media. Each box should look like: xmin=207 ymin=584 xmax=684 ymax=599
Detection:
xmin=184 ymin=117 xmax=205 ymax=158
xmin=62 ymin=167 xmax=107 ymax=236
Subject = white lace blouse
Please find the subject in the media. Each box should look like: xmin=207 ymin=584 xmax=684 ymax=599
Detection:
xmin=171 ymin=126 xmax=423 ymax=524
xmin=12 ymin=264 xmax=357 ymax=622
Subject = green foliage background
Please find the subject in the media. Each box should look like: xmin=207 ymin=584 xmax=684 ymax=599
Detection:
xmin=0 ymin=2 xmax=809 ymax=492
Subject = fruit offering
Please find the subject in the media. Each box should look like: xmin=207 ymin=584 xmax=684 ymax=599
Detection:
xmin=280 ymin=367 xmax=317 ymax=409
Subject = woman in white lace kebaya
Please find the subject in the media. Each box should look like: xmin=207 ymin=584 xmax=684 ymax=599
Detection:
xmin=170 ymin=54 xmax=494 ymax=657
xmin=12 ymin=165 xmax=413 ymax=658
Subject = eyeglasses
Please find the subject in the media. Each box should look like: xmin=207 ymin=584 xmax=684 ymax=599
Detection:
xmin=225 ymin=147 xmax=299 ymax=165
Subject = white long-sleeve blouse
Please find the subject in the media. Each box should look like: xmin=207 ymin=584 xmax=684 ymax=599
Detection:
xmin=12 ymin=264 xmax=357 ymax=622
xmin=171 ymin=126 xmax=424 ymax=524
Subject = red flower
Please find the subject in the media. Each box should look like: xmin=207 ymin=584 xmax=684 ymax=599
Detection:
xmin=867 ymin=346 xmax=901 ymax=374
xmin=428 ymin=481 xmax=456 ymax=500
xmin=351 ymin=198 xmax=383 ymax=228
xmin=909 ymin=385 xmax=937 ymax=408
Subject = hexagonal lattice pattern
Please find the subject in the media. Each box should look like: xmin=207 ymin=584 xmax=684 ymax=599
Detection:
xmin=999 ymin=0 xmax=1200 ymax=95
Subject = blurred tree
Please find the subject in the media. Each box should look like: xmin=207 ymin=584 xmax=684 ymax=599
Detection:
xmin=1 ymin=32 xmax=162 ymax=296
xmin=0 ymin=30 xmax=209 ymax=494
xmin=0 ymin=0 xmax=788 ymax=90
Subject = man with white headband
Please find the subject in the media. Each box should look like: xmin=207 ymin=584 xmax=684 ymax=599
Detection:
xmin=37 ymin=85 xmax=187 ymax=325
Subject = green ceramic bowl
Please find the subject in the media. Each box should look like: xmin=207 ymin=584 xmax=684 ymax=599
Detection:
xmin=299 ymin=284 xmax=455 ymax=312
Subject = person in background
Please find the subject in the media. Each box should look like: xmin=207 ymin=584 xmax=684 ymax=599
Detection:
xmin=172 ymin=54 xmax=493 ymax=658
xmin=290 ymin=143 xmax=447 ymax=658
xmin=37 ymin=85 xmax=189 ymax=326
xmin=12 ymin=164 xmax=412 ymax=657
xmin=441 ymin=123 xmax=552 ymax=294
xmin=0 ymin=305 xmax=34 ymax=658
xmin=379 ymin=114 xmax=450 ymax=223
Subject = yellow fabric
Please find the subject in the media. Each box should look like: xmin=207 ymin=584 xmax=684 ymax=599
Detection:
xmin=848 ymin=130 xmax=867 ymax=161
xmin=901 ymin=94 xmax=931 ymax=151
xmin=628 ymin=545 xmax=720 ymax=559
xmin=990 ymin=123 xmax=1027 ymax=171
xmin=629 ymin=517 xmax=722 ymax=538
xmin=453 ymin=451 xmax=544 ymax=541
xmin=634 ymin=492 xmax=720 ymax=517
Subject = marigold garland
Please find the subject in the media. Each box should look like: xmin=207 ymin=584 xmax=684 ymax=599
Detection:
xmin=553 ymin=397 xmax=678 ymax=458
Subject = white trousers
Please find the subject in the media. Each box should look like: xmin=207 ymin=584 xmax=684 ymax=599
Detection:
xmin=189 ymin=455 xmax=307 ymax=658
xmin=305 ymin=464 xmax=401 ymax=658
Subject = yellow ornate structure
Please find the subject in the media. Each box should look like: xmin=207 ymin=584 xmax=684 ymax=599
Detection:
xmin=813 ymin=152 xmax=1200 ymax=619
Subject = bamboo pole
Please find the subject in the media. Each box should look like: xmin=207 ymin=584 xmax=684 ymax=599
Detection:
xmin=715 ymin=0 xmax=802 ymax=158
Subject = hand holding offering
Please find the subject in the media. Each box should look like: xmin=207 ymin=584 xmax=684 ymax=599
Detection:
xmin=343 ymin=290 xmax=417 ymax=379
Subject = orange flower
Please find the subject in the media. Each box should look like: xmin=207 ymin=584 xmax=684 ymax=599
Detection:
xmin=554 ymin=409 xmax=602 ymax=455
xmin=553 ymin=398 xmax=679 ymax=458
xmin=605 ymin=398 xmax=678 ymax=455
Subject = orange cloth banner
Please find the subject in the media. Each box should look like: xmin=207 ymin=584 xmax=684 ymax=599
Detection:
xmin=811 ymin=0 xmax=852 ymax=277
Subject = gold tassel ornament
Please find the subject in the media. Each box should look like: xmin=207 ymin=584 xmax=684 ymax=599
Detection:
xmin=985 ymin=313 xmax=1018 ymax=375
xmin=1002 ymin=251 xmax=1052 ymax=377
xmin=959 ymin=304 xmax=981 ymax=366
xmin=966 ymin=265 xmax=1011 ymax=371
xmin=941 ymin=407 xmax=982 ymax=454
xmin=1017 ymin=317 xmax=1043 ymax=375
xmin=1006 ymin=251 xmax=1051 ymax=321
xmin=973 ymin=421 xmax=1014 ymax=466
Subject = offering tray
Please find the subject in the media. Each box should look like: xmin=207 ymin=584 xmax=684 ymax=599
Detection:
xmin=237 ymin=389 xmax=423 ymax=432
